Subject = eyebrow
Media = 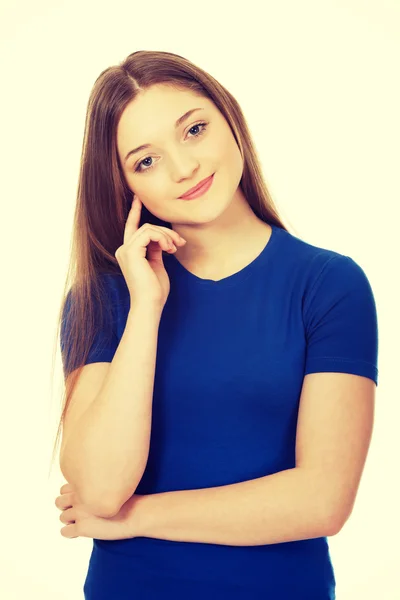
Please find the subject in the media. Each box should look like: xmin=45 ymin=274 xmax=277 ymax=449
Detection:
xmin=123 ymin=107 xmax=205 ymax=165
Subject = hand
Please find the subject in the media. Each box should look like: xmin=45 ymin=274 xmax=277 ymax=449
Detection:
xmin=55 ymin=482 xmax=144 ymax=540
xmin=115 ymin=193 xmax=186 ymax=310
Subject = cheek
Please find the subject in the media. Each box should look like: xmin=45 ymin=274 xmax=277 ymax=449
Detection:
xmin=233 ymin=143 xmax=244 ymax=172
xmin=138 ymin=182 xmax=170 ymax=211
xmin=217 ymin=136 xmax=243 ymax=175
xmin=214 ymin=129 xmax=238 ymax=162
xmin=222 ymin=143 xmax=244 ymax=191
xmin=129 ymin=174 xmax=159 ymax=198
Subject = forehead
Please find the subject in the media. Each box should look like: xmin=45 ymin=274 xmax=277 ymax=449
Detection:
xmin=116 ymin=85 xmax=214 ymax=147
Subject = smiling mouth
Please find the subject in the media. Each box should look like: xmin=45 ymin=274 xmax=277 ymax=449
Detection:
xmin=178 ymin=174 xmax=215 ymax=199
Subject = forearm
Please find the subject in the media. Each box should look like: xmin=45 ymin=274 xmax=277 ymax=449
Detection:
xmin=60 ymin=302 xmax=162 ymax=516
xmin=131 ymin=468 xmax=336 ymax=546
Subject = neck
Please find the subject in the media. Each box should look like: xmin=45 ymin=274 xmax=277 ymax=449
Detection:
xmin=172 ymin=214 xmax=271 ymax=280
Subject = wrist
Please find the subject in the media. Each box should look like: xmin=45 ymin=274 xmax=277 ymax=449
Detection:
xmin=124 ymin=494 xmax=151 ymax=538
xmin=129 ymin=300 xmax=164 ymax=317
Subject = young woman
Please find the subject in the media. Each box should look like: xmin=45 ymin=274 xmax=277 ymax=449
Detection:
xmin=53 ymin=50 xmax=378 ymax=599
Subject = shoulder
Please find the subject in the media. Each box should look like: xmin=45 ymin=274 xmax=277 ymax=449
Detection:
xmin=63 ymin=271 xmax=129 ymax=320
xmin=276 ymin=226 xmax=372 ymax=291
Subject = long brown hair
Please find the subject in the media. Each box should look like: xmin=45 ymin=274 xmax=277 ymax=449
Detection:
xmin=49 ymin=49 xmax=296 ymax=474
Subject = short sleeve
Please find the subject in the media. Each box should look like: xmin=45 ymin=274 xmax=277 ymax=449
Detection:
xmin=60 ymin=274 xmax=120 ymax=377
xmin=303 ymin=255 xmax=379 ymax=386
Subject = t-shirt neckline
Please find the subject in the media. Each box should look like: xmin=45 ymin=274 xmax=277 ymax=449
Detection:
xmin=165 ymin=222 xmax=281 ymax=290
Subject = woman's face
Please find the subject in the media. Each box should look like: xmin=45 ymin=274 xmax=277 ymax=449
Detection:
xmin=116 ymin=84 xmax=244 ymax=227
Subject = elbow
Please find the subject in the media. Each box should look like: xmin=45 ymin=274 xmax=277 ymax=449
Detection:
xmin=323 ymin=516 xmax=340 ymax=537
xmin=79 ymin=491 xmax=123 ymax=518
xmin=60 ymin=471 xmax=122 ymax=519
xmin=81 ymin=483 xmax=140 ymax=519
xmin=322 ymin=504 xmax=347 ymax=537
xmin=60 ymin=461 xmax=141 ymax=519
xmin=89 ymin=500 xmax=121 ymax=519
xmin=103 ymin=486 xmax=140 ymax=518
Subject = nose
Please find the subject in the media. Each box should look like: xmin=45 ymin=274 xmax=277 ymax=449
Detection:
xmin=168 ymin=148 xmax=200 ymax=182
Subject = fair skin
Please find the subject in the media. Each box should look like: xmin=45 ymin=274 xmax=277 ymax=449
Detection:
xmin=116 ymin=83 xmax=272 ymax=280
xmin=55 ymin=84 xmax=375 ymax=544
xmin=56 ymin=84 xmax=273 ymax=539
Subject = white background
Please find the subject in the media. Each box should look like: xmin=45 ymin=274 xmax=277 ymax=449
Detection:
xmin=0 ymin=0 xmax=398 ymax=598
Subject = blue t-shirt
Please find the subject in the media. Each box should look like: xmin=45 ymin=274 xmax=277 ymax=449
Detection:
xmin=61 ymin=223 xmax=379 ymax=599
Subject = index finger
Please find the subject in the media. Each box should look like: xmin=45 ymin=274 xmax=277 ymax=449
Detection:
xmin=123 ymin=195 xmax=142 ymax=245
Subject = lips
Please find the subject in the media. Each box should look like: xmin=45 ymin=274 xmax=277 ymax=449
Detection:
xmin=179 ymin=174 xmax=214 ymax=199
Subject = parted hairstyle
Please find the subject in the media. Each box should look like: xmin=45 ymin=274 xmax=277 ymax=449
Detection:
xmin=49 ymin=49 xmax=293 ymax=473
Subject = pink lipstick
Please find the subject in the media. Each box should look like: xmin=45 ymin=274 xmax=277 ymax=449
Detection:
xmin=178 ymin=174 xmax=215 ymax=200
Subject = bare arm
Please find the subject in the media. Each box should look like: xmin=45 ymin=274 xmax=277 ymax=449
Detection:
xmin=123 ymin=468 xmax=336 ymax=546
xmin=60 ymin=301 xmax=162 ymax=517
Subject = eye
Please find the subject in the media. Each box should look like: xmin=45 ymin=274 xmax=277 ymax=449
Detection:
xmin=133 ymin=121 xmax=209 ymax=173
